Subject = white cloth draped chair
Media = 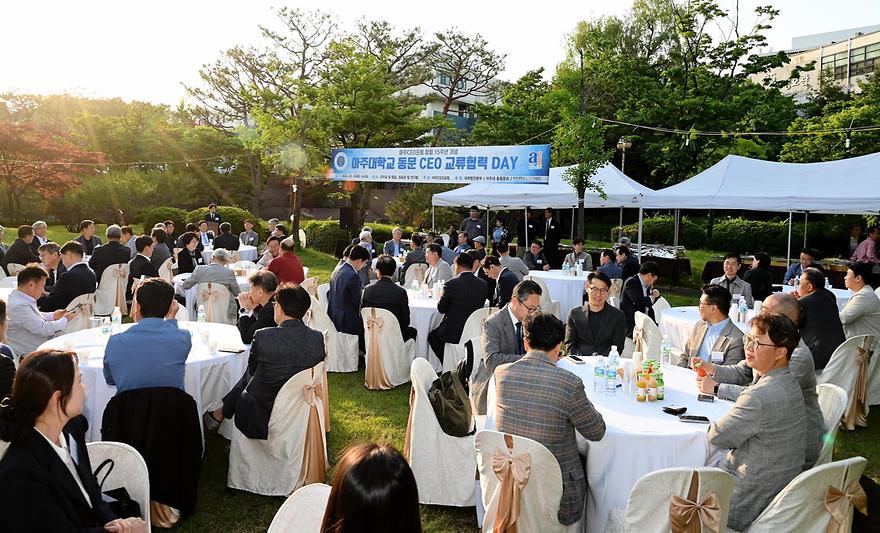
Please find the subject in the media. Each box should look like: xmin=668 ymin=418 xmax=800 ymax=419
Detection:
xmin=816 ymin=383 xmax=849 ymax=466
xmin=300 ymin=276 xmax=320 ymax=300
xmin=195 ymin=282 xmax=234 ymax=325
xmin=817 ymin=335 xmax=875 ymax=430
xmin=405 ymin=358 xmax=476 ymax=506
xmin=230 ymin=260 xmax=258 ymax=274
xmin=86 ymin=441 xmax=151 ymax=530
xmin=303 ymin=296 xmax=358 ymax=373
xmin=227 ymin=362 xmax=328 ymax=496
xmin=403 ymin=264 xmax=427 ymax=287
xmin=523 ymin=275 xmax=562 ymax=320
xmin=605 ymin=467 xmax=734 ymax=533
xmin=267 ymin=483 xmax=330 ymax=533
xmin=5 ymin=263 xmax=25 ymax=276
xmin=93 ymin=264 xmax=129 ymax=316
xmin=633 ymin=311 xmax=663 ymax=360
xmin=736 ymin=456 xmax=867 ymax=533
xmin=298 ymin=229 xmax=307 ymax=249
xmin=608 ymin=296 xmax=621 ymax=308
xmin=0 ymin=276 xmax=17 ymax=288
xmin=228 ymin=250 xmax=242 ymax=264
xmin=157 ymin=258 xmax=174 ymax=283
xmin=361 ymin=308 xmax=416 ymax=390
xmin=317 ymin=283 xmax=330 ymax=309
xmin=62 ymin=293 xmax=96 ymax=334
xmin=865 ymin=339 xmax=880 ymax=406
xmin=653 ymin=296 xmax=671 ymax=329
xmin=442 ymin=307 xmax=495 ymax=373
xmin=475 ymin=429 xmax=581 ymax=533
xmin=608 ymin=278 xmax=624 ymax=300
xmin=621 ymin=336 xmax=635 ymax=358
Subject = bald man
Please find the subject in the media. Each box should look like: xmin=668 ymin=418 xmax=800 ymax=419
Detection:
xmin=691 ymin=293 xmax=823 ymax=470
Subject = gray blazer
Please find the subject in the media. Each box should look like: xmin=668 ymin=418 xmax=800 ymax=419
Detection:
xmin=424 ymin=261 xmax=453 ymax=287
xmin=499 ymin=254 xmax=530 ymax=280
xmin=676 ymin=319 xmax=745 ymax=367
xmin=150 ymin=243 xmax=172 ymax=272
xmin=181 ymin=263 xmax=241 ymax=317
xmin=472 ymin=305 xmax=520 ymax=415
xmin=709 ymin=275 xmax=754 ymax=306
xmin=709 ymin=366 xmax=806 ymax=530
xmin=839 ymin=285 xmax=880 ymax=342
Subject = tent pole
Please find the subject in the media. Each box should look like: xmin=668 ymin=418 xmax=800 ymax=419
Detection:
xmin=571 ymin=207 xmax=575 ymax=240
xmin=524 ymin=207 xmax=528 ymax=257
xmin=486 ymin=206 xmax=490 ymax=247
xmin=673 ymin=209 xmax=680 ymax=247
xmin=618 ymin=207 xmax=623 ymax=240
xmin=803 ymin=211 xmax=808 ymax=248
xmin=637 ymin=207 xmax=644 ymax=261
xmin=786 ymin=211 xmax=792 ymax=266
xmin=431 ymin=206 xmax=435 ymax=233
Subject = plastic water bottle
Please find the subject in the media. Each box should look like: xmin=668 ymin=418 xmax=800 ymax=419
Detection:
xmin=593 ymin=363 xmax=604 ymax=394
xmin=562 ymin=262 xmax=570 ymax=276
xmin=575 ymin=260 xmax=582 ymax=276
xmin=738 ymin=297 xmax=748 ymax=324
xmin=197 ymin=305 xmax=206 ymax=323
xmin=606 ymin=346 xmax=619 ymax=397
xmin=661 ymin=336 xmax=672 ymax=367
xmin=825 ymin=276 xmax=831 ymax=290
xmin=110 ymin=306 xmax=122 ymax=333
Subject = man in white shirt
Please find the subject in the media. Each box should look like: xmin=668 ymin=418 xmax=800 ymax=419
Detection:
xmin=6 ymin=266 xmax=73 ymax=356
xmin=676 ymin=284 xmax=745 ymax=367
xmin=710 ymin=253 xmax=754 ymax=306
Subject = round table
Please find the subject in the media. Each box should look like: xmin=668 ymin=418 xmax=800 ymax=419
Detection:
xmin=38 ymin=322 xmax=249 ymax=442
xmin=407 ymin=290 xmax=443 ymax=367
xmin=173 ymin=273 xmax=250 ymax=321
xmin=528 ymin=270 xmax=590 ymax=319
xmin=660 ymin=306 xmax=750 ymax=352
xmin=780 ymin=284 xmax=852 ymax=311
xmin=486 ymin=356 xmax=733 ymax=533
xmin=201 ymin=244 xmax=258 ymax=264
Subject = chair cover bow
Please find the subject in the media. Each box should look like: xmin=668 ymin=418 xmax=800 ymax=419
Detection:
xmin=843 ymin=345 xmax=872 ymax=430
xmin=668 ymin=471 xmax=721 ymax=533
xmin=199 ymin=283 xmax=222 ymax=322
xmin=300 ymin=370 xmax=328 ymax=486
xmin=824 ymin=481 xmax=867 ymax=533
xmin=633 ymin=327 xmax=647 ymax=355
xmin=364 ymin=309 xmax=392 ymax=390
xmin=112 ymin=265 xmax=128 ymax=315
xmin=488 ymin=443 xmax=531 ymax=533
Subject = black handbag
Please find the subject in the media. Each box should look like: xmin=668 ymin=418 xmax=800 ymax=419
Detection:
xmin=427 ymin=340 xmax=476 ymax=437
xmin=93 ymin=458 xmax=143 ymax=519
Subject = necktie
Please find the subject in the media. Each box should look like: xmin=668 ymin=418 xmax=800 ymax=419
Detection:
xmin=515 ymin=322 xmax=523 ymax=355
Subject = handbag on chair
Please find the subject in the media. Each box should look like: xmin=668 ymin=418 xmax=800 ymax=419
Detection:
xmin=93 ymin=458 xmax=143 ymax=519
xmin=427 ymin=341 xmax=475 ymax=438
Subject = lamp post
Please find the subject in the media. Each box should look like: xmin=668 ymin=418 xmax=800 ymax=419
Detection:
xmin=616 ymin=138 xmax=632 ymax=239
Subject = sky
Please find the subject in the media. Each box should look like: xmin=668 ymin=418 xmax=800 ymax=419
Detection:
xmin=2 ymin=0 xmax=879 ymax=105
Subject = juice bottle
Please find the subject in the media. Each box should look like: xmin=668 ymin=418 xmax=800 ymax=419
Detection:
xmin=694 ymin=361 xmax=707 ymax=378
xmin=636 ymin=379 xmax=647 ymax=402
xmin=656 ymin=372 xmax=665 ymax=401
xmin=646 ymin=374 xmax=658 ymax=402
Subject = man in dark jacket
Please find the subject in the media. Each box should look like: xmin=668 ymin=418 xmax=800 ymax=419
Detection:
xmin=565 ymin=272 xmax=627 ymax=356
xmin=37 ymin=241 xmax=97 ymax=312
xmin=2 ymin=225 xmax=38 ymax=275
xmin=127 ymin=236 xmax=159 ymax=299
xmin=362 ymin=255 xmax=416 ymax=341
xmin=74 ymin=219 xmax=102 ymax=256
xmin=88 ymin=224 xmax=131 ymax=283
xmin=399 ymin=233 xmax=427 ymax=281
xmin=428 ymin=252 xmax=488 ymax=363
xmin=620 ymin=261 xmax=661 ymax=336
xmin=236 ymin=270 xmax=278 ymax=344
xmin=482 ymin=255 xmax=518 ymax=308
xmin=212 ymin=222 xmax=240 ymax=251
xmin=328 ymin=244 xmax=370 ymax=344
xmin=541 ymin=207 xmax=562 ymax=269
xmin=617 ymin=245 xmax=640 ymax=282
xmin=797 ymin=267 xmax=846 ymax=371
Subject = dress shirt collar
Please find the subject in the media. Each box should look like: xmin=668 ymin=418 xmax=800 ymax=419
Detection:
xmin=507 ymin=304 xmax=519 ymax=328
xmin=13 ymin=289 xmax=37 ymax=306
xmin=136 ymin=253 xmax=150 ymax=261
xmin=638 ymin=274 xmax=651 ymax=294
xmin=66 ymin=261 xmax=87 ymax=271
xmin=706 ymin=317 xmax=730 ymax=334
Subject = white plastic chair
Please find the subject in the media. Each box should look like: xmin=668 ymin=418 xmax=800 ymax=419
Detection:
xmin=267 ymin=483 xmax=330 ymax=533
xmin=475 ymin=430 xmax=580 ymax=533
xmin=652 ymin=296 xmax=670 ymax=321
xmin=362 ymin=308 xmax=416 ymax=389
xmin=523 ymin=275 xmax=562 ymax=320
xmin=605 ymin=467 xmax=734 ymax=533
xmin=633 ymin=311 xmax=662 ymax=360
xmin=62 ymin=293 xmax=95 ymax=334
xmin=817 ymin=335 xmax=875 ymax=430
xmin=157 ymin=257 xmax=174 ymax=283
xmin=442 ymin=306 xmax=494 ymax=372
xmin=5 ymin=263 xmax=25 ymax=276
xmin=195 ymin=282 xmax=234 ymax=324
xmin=403 ymin=263 xmax=428 ymax=287
xmin=406 ymin=358 xmax=476 ymax=506
xmin=94 ymin=263 xmax=129 ymax=316
xmin=0 ymin=276 xmax=16 ymax=288
xmin=740 ymin=457 xmax=866 ymax=533
xmin=303 ymin=296 xmax=358 ymax=373
xmin=815 ymin=383 xmax=848 ymax=466
xmin=227 ymin=362 xmax=328 ymax=496
xmin=87 ymin=441 xmax=151 ymax=530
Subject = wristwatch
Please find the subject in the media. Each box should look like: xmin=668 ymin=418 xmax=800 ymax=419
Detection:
xmin=713 ymin=383 xmax=720 ymax=396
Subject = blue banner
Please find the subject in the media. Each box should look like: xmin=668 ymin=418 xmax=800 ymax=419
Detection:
xmin=330 ymin=145 xmax=551 ymax=184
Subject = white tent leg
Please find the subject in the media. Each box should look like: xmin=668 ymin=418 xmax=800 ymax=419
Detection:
xmin=787 ymin=211 xmax=792 ymax=266
xmin=571 ymin=208 xmax=575 ymax=240
xmin=673 ymin=209 xmax=680 ymax=247
xmin=524 ymin=207 xmax=529 ymax=256
xmin=637 ymin=207 xmax=644 ymax=261
xmin=804 ymin=211 xmax=809 ymax=248
xmin=431 ymin=206 xmax=435 ymax=233
xmin=486 ymin=207 xmax=490 ymax=246
xmin=618 ymin=207 xmax=624 ymax=240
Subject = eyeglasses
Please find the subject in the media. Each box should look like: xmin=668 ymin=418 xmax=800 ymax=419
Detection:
xmin=518 ymin=298 xmax=541 ymax=314
xmin=697 ymin=301 xmax=716 ymax=308
xmin=587 ymin=285 xmax=609 ymax=294
xmin=742 ymin=334 xmax=779 ymax=351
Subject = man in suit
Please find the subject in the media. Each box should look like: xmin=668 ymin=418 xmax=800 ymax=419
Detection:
xmin=37 ymin=241 xmax=66 ymax=289
xmin=840 ymin=261 xmax=880 ymax=341
xmin=676 ymin=284 xmax=745 ymax=367
xmin=150 ymin=228 xmax=173 ymax=272
xmin=256 ymin=236 xmax=282 ymax=268
xmin=695 ymin=292 xmax=823 ymax=470
xmin=197 ymin=220 xmax=214 ymax=248
xmin=428 ymin=252 xmax=487 ymax=364
xmin=424 ymin=243 xmax=453 ymax=287
xmin=783 ymin=248 xmax=815 ymax=285
xmin=399 ymin=233 xmax=426 ymax=281
xmin=708 ymin=313 xmax=806 ymax=530
xmin=495 ymin=312 xmax=606 ymax=526
xmin=709 ymin=252 xmax=754 ymax=306
xmin=212 ymin=222 xmax=240 ymax=251
xmin=566 ymin=271 xmax=627 ymax=357
xmin=522 ymin=240 xmax=550 ymax=271
xmin=2 ymin=225 xmax=39 ymax=275
xmin=239 ymin=219 xmax=260 ymax=247
xmin=206 ymin=283 xmax=324 ymax=439
xmin=620 ymin=261 xmax=661 ymax=336
xmin=796 ymin=267 xmax=845 ymax=371
xmin=452 ymin=231 xmax=471 ymax=255
xmin=482 ymin=255 xmax=518 ymax=308
xmin=471 ymin=279 xmax=542 ymax=413
xmin=497 ymin=241 xmax=529 ymax=280
xmin=37 ymin=241 xmax=97 ymax=312
xmin=204 ymin=203 xmax=222 ymax=225
xmin=267 ymin=237 xmax=305 ymax=284
xmin=28 ymin=220 xmax=49 ymax=257
xmin=541 ymin=207 xmax=562 ymax=269
xmin=362 ymin=255 xmax=416 ymax=341
xmin=181 ymin=248 xmax=241 ymax=319
xmin=616 ymin=245 xmax=640 ymax=281
xmin=103 ymin=279 xmax=190 ymax=394
xmin=74 ymin=220 xmax=102 ymax=256
xmin=127 ymin=236 xmax=159 ymax=299
xmin=597 ymin=249 xmax=623 ymax=279
xmin=383 ymin=227 xmax=406 ymax=257
xmin=121 ymin=225 xmax=137 ymax=260
xmin=236 ymin=269 xmax=278 ymax=344
xmin=425 ymin=232 xmax=455 ymax=265
xmin=164 ymin=220 xmax=177 ymax=249
xmin=88 ymin=224 xmax=130 ymax=283
xmin=6 ymin=266 xmax=73 ymax=355
xmin=328 ymin=244 xmax=370 ymax=348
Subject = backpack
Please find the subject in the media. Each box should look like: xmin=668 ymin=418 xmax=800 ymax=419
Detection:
xmin=428 ymin=340 xmax=475 ymax=437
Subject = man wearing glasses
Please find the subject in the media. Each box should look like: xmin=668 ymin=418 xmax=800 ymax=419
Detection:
xmin=564 ymin=272 xmax=626 ymax=357
xmin=709 ymin=252 xmax=754 ymax=306
xmin=470 ymin=280 xmax=542 ymax=415
xmin=675 ymin=284 xmax=744 ymax=368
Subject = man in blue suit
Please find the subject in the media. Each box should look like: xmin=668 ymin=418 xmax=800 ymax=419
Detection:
xmin=103 ymin=278 xmax=192 ymax=394
xmin=37 ymin=241 xmax=97 ymax=312
xmin=328 ymin=244 xmax=370 ymax=350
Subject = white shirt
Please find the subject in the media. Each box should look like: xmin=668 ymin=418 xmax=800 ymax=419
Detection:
xmin=35 ymin=427 xmax=92 ymax=508
xmin=507 ymin=303 xmax=519 ymax=329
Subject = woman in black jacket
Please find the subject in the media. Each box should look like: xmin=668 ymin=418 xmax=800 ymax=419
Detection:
xmin=0 ymin=350 xmax=146 ymax=533
xmin=743 ymin=251 xmax=775 ymax=302
xmin=176 ymin=232 xmax=203 ymax=275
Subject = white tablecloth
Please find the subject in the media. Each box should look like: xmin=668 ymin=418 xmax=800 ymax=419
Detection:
xmin=486 ymin=356 xmax=733 ymax=533
xmin=38 ymin=322 xmax=249 ymax=442
xmin=781 ymin=285 xmax=852 ymax=311
xmin=173 ymin=273 xmax=250 ymax=321
xmin=201 ymin=244 xmax=258 ymax=264
xmin=528 ymin=270 xmax=590 ymax=319
xmin=659 ymin=306 xmax=750 ymax=352
xmin=408 ymin=292 xmax=443 ymax=365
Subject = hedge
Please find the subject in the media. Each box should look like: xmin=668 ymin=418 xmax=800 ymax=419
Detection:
xmin=302 ymin=220 xmax=348 ymax=255
xmin=141 ymin=207 xmax=188 ymax=235
xmin=184 ymin=206 xmax=262 ymax=235
xmin=617 ymin=216 xmax=706 ymax=249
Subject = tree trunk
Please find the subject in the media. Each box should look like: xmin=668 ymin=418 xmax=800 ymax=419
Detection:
xmin=291 ymin=175 xmax=304 ymax=251
xmin=9 ymin=192 xmax=21 ymax=223
xmin=576 ymin=180 xmax=586 ymax=239
xmin=248 ymin=152 xmax=262 ymax=215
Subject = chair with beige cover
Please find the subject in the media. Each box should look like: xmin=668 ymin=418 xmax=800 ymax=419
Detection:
xmin=608 ymin=296 xmax=620 ymax=309
xmin=227 ymin=362 xmax=328 ymax=496
xmin=405 ymin=358 xmax=476 ymax=507
xmin=300 ymin=276 xmax=320 ymax=300
xmin=442 ymin=306 xmax=494 ymax=373
xmin=228 ymin=250 xmax=242 ymax=264
xmin=62 ymin=293 xmax=96 ymax=334
xmin=362 ymin=308 xmax=416 ymax=390
xmin=93 ymin=263 xmax=129 ymax=316
xmin=5 ymin=263 xmax=25 ymax=276
xmin=157 ymin=258 xmax=174 ymax=283
xmin=633 ymin=311 xmax=663 ymax=360
xmin=605 ymin=467 xmax=735 ymax=533
xmin=621 ymin=336 xmax=635 ymax=358
xmin=0 ymin=276 xmax=17 ymax=288
xmin=267 ymin=483 xmax=330 ymax=533
xmin=817 ymin=335 xmax=875 ymax=430
xmin=816 ymin=383 xmax=848 ymax=466
xmin=865 ymin=337 xmax=880 ymax=406
xmin=403 ymin=263 xmax=428 ymax=287
xmin=735 ymin=456 xmax=866 ymax=533
xmin=475 ymin=430 xmax=581 ymax=533
xmin=195 ymin=282 xmax=234 ymax=325
xmin=523 ymin=275 xmax=562 ymax=320
xmin=303 ymin=296 xmax=358 ymax=373
xmin=87 ymin=441 xmax=151 ymax=530
xmin=608 ymin=278 xmax=623 ymax=300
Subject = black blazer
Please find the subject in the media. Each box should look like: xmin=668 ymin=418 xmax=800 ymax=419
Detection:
xmin=542 ymin=217 xmax=562 ymax=248
xmin=75 ymin=235 xmax=102 ymax=256
xmin=236 ymin=319 xmax=325 ymax=439
xmin=213 ymin=233 xmax=240 ymax=251
xmin=37 ymin=263 xmax=97 ymax=312
xmin=565 ymin=304 xmax=627 ymax=356
xmin=799 ymin=289 xmax=847 ymax=371
xmin=493 ymin=268 xmax=518 ymax=308
xmin=743 ymin=267 xmax=774 ymax=302
xmin=400 ymin=249 xmax=427 ymax=280
xmin=0 ymin=347 xmax=15 ymax=399
xmin=176 ymin=248 xmax=202 ymax=275
xmin=204 ymin=211 xmax=222 ymax=224
xmin=362 ymin=277 xmax=412 ymax=338
xmin=88 ymin=241 xmax=131 ymax=283
xmin=619 ymin=256 xmax=640 ymax=282
xmin=433 ymin=271 xmax=487 ymax=344
xmin=620 ymin=275 xmax=655 ymax=336
xmin=2 ymin=238 xmax=38 ymax=274
xmin=237 ymin=297 xmax=277 ymax=344
xmin=0 ymin=416 xmax=116 ymax=533
xmin=45 ymin=262 xmax=68 ymax=290
xmin=328 ymin=262 xmax=364 ymax=336
xmin=127 ymin=255 xmax=159 ymax=298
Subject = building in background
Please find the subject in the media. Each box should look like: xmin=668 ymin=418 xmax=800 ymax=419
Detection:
xmin=407 ymin=73 xmax=495 ymax=131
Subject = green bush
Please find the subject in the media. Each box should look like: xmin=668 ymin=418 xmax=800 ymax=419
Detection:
xmin=141 ymin=207 xmax=188 ymax=235
xmin=302 ymin=220 xmax=348 ymax=255
xmin=184 ymin=206 xmax=262 ymax=235
xmin=617 ymin=216 xmax=706 ymax=249
xmin=711 ymin=218 xmax=808 ymax=256
xmin=365 ymin=223 xmax=417 ymax=244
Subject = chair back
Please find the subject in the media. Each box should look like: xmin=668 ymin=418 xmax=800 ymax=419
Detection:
xmin=298 ymin=229 xmax=307 ymax=248
xmin=228 ymin=250 xmax=241 ymax=264
xmin=62 ymin=293 xmax=96 ymax=334
xmin=157 ymin=257 xmax=174 ymax=283
xmin=195 ymin=282 xmax=233 ymax=324
xmin=441 ymin=234 xmax=450 ymax=247
xmin=462 ymin=307 xmax=494 ymax=348
xmin=404 ymin=263 xmax=428 ymax=287
xmin=87 ymin=441 xmax=151 ymax=529
xmin=267 ymin=483 xmax=331 ymax=533
xmin=523 ymin=275 xmax=562 ymax=319
xmin=746 ymin=457 xmax=866 ymax=533
xmin=475 ymin=429 xmax=566 ymax=533
xmin=361 ymin=307 xmax=412 ymax=389
xmin=5 ymin=263 xmax=25 ymax=276
xmin=633 ymin=311 xmax=662 ymax=359
xmin=0 ymin=276 xmax=16 ymax=288
xmin=230 ymin=260 xmax=258 ymax=273
xmin=94 ymin=263 xmax=129 ymax=316
xmin=621 ymin=336 xmax=635 ymax=358
xmin=818 ymin=335 xmax=875 ymax=430
xmin=317 ymin=283 xmax=330 ymax=307
xmin=608 ymin=278 xmax=623 ymax=299
xmin=816 ymin=383 xmax=848 ymax=466
xmin=304 ymin=295 xmax=357 ymax=373
xmin=621 ymin=467 xmax=734 ymax=533
xmin=608 ymin=296 xmax=620 ymax=308
xmin=174 ymin=302 xmax=189 ymax=321
xmin=652 ymin=296 xmax=671 ymax=319
xmin=300 ymin=276 xmax=320 ymax=300
xmin=875 ymin=286 xmax=880 ymax=301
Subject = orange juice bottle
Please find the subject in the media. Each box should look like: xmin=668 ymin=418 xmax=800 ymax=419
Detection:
xmin=694 ymin=361 xmax=707 ymax=378
xmin=646 ymin=375 xmax=658 ymax=402
xmin=636 ymin=379 xmax=647 ymax=402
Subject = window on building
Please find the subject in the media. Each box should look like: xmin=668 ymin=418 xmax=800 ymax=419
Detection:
xmin=438 ymin=74 xmax=452 ymax=86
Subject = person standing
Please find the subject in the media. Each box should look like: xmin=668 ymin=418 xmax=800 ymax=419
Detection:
xmin=204 ymin=203 xmax=222 ymax=225
xmin=74 ymin=220 xmax=102 ymax=256
xmin=851 ymin=226 xmax=880 ymax=265
xmin=565 ymin=272 xmax=626 ymax=357
xmin=515 ymin=208 xmax=537 ymax=256
xmin=542 ymin=208 xmax=562 ymax=269
xmin=491 ymin=217 xmax=508 ymax=252
xmin=328 ymin=245 xmax=370 ymax=348
xmin=620 ymin=261 xmax=661 ymax=336
xmin=460 ymin=206 xmax=486 ymax=243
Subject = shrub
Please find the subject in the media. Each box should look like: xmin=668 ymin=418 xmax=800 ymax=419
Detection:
xmin=141 ymin=207 xmax=188 ymax=235
xmin=711 ymin=218 xmax=811 ymax=256
xmin=364 ymin=223 xmax=417 ymax=244
xmin=184 ymin=206 xmax=262 ymax=235
xmin=617 ymin=216 xmax=705 ymax=249
xmin=302 ymin=219 xmax=348 ymax=255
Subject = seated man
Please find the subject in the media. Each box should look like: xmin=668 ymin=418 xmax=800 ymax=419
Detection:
xmin=74 ymin=219 xmax=102 ymax=256
xmin=38 ymin=241 xmax=66 ymax=288
xmin=425 ymin=232 xmax=455 ymax=265
xmin=207 ymin=283 xmax=324 ymax=439
xmin=565 ymin=272 xmax=626 ymax=357
xmin=616 ymin=245 xmax=640 ymax=281
xmin=121 ymin=225 xmax=137 ymax=259
xmin=239 ymin=219 xmax=260 ymax=247
xmin=236 ymin=270 xmax=278 ymax=344
xmin=213 ymin=222 xmax=240 ymax=251
xmin=197 ymin=220 xmax=214 ymax=247
xmin=840 ymin=261 xmax=880 ymax=341
xmin=423 ymin=243 xmax=453 ymax=287
xmin=127 ymin=236 xmax=159 ymax=299
xmin=428 ymin=252 xmax=487 ymax=364
xmin=783 ymin=248 xmax=814 ymax=285
xmin=497 ymin=241 xmax=529 ymax=280
xmin=362 ymin=255 xmax=416 ymax=341
xmin=522 ymin=239 xmax=550 ymax=271
xmin=256 ymin=236 xmax=282 ymax=268
xmin=328 ymin=244 xmax=370 ymax=347
xmin=709 ymin=252 xmax=754 ymax=306
xmin=37 ymin=241 xmax=97 ymax=312
xmin=796 ymin=267 xmax=845 ymax=371
xmin=88 ymin=224 xmax=131 ymax=283
xmin=181 ymin=248 xmax=241 ymax=319
xmin=708 ymin=313 xmax=806 ymax=530
xmin=596 ymin=249 xmax=622 ymax=279
xmin=676 ymin=284 xmax=745 ymax=367
xmin=2 ymin=225 xmax=39 ymax=275
xmin=452 ymin=231 xmax=471 ymax=255
xmin=495 ymin=312 xmax=606 ymax=526
xmin=6 ymin=266 xmax=73 ymax=355
xmin=267 ymin=237 xmax=305 ymax=284
xmin=619 ymin=261 xmax=661 ymax=336
xmin=851 ymin=226 xmax=879 ymax=265
xmin=472 ymin=236 xmax=488 ymax=260
xmin=563 ymin=238 xmax=593 ymax=271
xmin=383 ymin=227 xmax=405 ymax=257
xmin=482 ymin=255 xmax=518 ymax=308
xmin=149 ymin=228 xmax=172 ymax=272
xmin=399 ymin=233 xmax=426 ymax=280
xmin=103 ymin=279 xmax=190 ymax=394
xmin=695 ymin=293 xmax=823 ymax=470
